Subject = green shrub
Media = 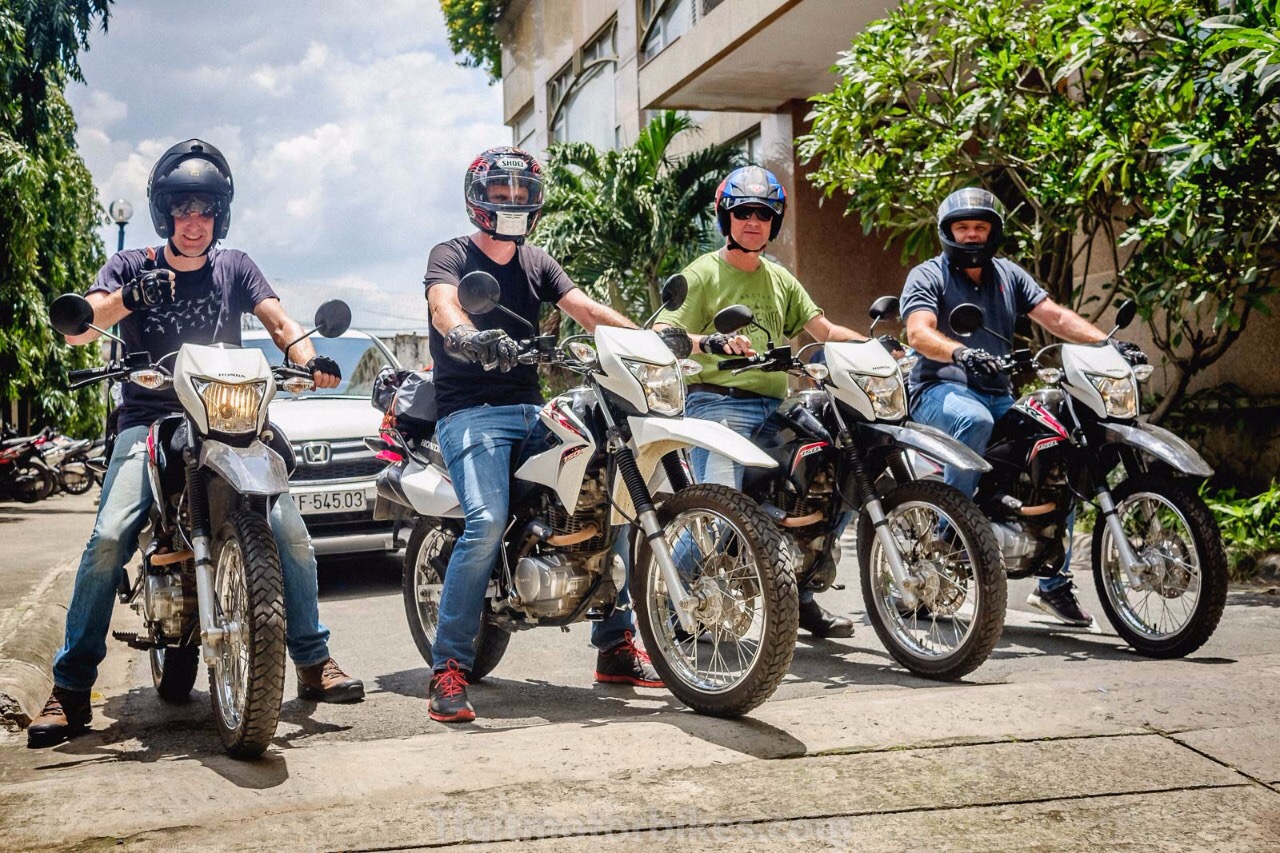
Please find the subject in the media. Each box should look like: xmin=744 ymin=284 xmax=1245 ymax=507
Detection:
xmin=1203 ymin=480 xmax=1280 ymax=579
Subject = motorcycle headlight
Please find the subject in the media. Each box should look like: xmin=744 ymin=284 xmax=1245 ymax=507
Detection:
xmin=851 ymin=372 xmax=907 ymax=420
xmin=191 ymin=379 xmax=267 ymax=434
xmin=1086 ymin=373 xmax=1138 ymax=419
xmin=623 ymin=359 xmax=685 ymax=416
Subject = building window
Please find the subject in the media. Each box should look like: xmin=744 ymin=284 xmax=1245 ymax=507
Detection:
xmin=549 ymin=20 xmax=618 ymax=151
xmin=640 ymin=0 xmax=694 ymax=62
xmin=734 ymin=126 xmax=763 ymax=165
xmin=703 ymin=0 xmax=728 ymax=13
xmin=512 ymin=103 xmax=536 ymax=152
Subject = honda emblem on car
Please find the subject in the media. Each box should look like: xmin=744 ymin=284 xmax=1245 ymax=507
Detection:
xmin=301 ymin=442 xmax=332 ymax=465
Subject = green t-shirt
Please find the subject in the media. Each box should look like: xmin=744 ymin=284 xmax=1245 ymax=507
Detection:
xmin=657 ymin=251 xmax=822 ymax=399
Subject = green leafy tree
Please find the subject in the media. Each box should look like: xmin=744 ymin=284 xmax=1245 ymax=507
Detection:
xmin=800 ymin=0 xmax=1280 ymax=421
xmin=535 ymin=110 xmax=742 ymax=320
xmin=439 ymin=0 xmax=504 ymax=82
xmin=0 ymin=0 xmax=112 ymax=436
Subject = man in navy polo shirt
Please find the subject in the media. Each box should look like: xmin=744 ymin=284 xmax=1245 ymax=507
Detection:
xmin=900 ymin=188 xmax=1148 ymax=627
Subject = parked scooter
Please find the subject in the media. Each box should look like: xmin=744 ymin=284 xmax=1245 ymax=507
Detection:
xmin=49 ymin=292 xmax=352 ymax=758
xmin=0 ymin=426 xmax=58 ymax=502
xmin=710 ymin=298 xmax=1007 ymax=680
xmin=35 ymin=429 xmax=95 ymax=495
xmin=371 ymin=272 xmax=799 ymax=717
xmin=941 ymin=299 xmax=1228 ymax=657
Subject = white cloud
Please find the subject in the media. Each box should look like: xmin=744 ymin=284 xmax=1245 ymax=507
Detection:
xmin=66 ymin=0 xmax=508 ymax=331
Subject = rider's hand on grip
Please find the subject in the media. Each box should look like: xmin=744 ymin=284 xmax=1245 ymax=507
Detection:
xmin=445 ymin=325 xmax=518 ymax=372
xmin=121 ymin=269 xmax=176 ymax=312
xmin=305 ymin=355 xmax=342 ymax=388
xmin=952 ymin=346 xmax=1003 ymax=376
xmin=1113 ymin=340 xmax=1148 ymax=365
xmin=659 ymin=327 xmax=693 ymax=360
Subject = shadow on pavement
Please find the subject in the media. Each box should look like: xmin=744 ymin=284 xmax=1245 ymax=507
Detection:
xmin=29 ymin=685 xmax=291 ymax=790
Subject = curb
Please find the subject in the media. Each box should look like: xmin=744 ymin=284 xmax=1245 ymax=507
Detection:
xmin=0 ymin=561 xmax=75 ymax=730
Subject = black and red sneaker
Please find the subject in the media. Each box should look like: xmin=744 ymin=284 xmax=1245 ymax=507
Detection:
xmin=428 ymin=660 xmax=475 ymax=723
xmin=595 ymin=632 xmax=664 ymax=688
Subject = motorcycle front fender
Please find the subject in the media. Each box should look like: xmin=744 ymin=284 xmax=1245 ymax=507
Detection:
xmin=198 ymin=440 xmax=290 ymax=496
xmin=627 ymin=416 xmax=778 ymax=469
xmin=1100 ymin=421 xmax=1214 ymax=478
xmin=863 ymin=421 xmax=992 ymax=473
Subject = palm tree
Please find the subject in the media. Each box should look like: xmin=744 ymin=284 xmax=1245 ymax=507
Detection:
xmin=535 ymin=110 xmax=743 ymax=319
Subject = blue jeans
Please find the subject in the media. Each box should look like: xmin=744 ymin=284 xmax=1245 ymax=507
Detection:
xmin=53 ymin=425 xmax=332 ymax=693
xmin=912 ymin=382 xmax=1072 ymax=591
xmin=685 ymin=392 xmax=837 ymax=604
xmin=433 ymin=404 xmax=635 ymax=672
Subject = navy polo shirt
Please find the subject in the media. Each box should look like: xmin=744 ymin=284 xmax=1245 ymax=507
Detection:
xmin=900 ymin=254 xmax=1048 ymax=399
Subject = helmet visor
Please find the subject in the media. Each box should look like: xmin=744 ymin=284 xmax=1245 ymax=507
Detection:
xmin=167 ymin=193 xmax=221 ymax=219
xmin=468 ymin=173 xmax=544 ymax=209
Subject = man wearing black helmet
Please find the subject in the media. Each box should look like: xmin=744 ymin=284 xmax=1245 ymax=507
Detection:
xmin=28 ymin=139 xmax=363 ymax=749
xmin=422 ymin=146 xmax=670 ymax=723
xmin=901 ymin=187 xmax=1148 ymax=626
xmin=654 ymin=165 xmax=870 ymax=640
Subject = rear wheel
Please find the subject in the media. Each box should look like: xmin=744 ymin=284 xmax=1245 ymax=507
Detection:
xmin=11 ymin=463 xmax=55 ymax=502
xmin=151 ymin=644 xmax=200 ymax=703
xmin=1092 ymin=474 xmax=1227 ymax=658
xmin=859 ymin=480 xmax=1005 ymax=680
xmin=59 ymin=466 xmax=94 ymax=496
xmin=634 ymin=484 xmax=797 ymax=718
xmin=208 ymin=511 xmax=286 ymax=759
xmin=403 ymin=518 xmax=510 ymax=682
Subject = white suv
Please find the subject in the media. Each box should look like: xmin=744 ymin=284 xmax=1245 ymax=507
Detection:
xmin=242 ymin=329 xmax=402 ymax=555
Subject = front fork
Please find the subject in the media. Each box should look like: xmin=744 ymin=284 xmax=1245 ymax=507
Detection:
xmin=185 ymin=464 xmax=224 ymax=666
xmin=1095 ymin=486 xmax=1146 ymax=588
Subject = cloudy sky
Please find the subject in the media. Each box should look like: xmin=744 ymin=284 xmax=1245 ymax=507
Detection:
xmin=67 ymin=0 xmax=507 ymax=332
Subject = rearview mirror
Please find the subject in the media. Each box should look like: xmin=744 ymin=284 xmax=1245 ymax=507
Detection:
xmin=314 ymin=300 xmax=352 ymax=338
xmin=1114 ymin=300 xmax=1137 ymax=331
xmin=458 ymin=271 xmax=501 ymax=316
xmin=714 ymin=304 xmax=754 ymax=335
xmin=868 ymin=295 xmax=900 ymax=321
xmin=660 ymin=274 xmax=688 ymax=312
xmin=50 ymin=293 xmax=95 ymax=337
xmin=949 ymin=303 xmax=985 ymax=337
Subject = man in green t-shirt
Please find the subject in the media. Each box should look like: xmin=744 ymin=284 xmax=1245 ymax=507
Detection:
xmin=655 ymin=166 xmax=867 ymax=639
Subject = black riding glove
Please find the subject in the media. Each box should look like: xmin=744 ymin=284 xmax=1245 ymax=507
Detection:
xmin=876 ymin=334 xmax=904 ymax=355
xmin=1113 ymin=340 xmax=1148 ymax=365
xmin=953 ymin=346 xmax=1002 ymax=376
xmin=445 ymin=325 xmax=520 ymax=372
xmin=701 ymin=333 xmax=733 ymax=356
xmin=659 ymin=327 xmax=693 ymax=359
xmin=120 ymin=270 xmax=176 ymax=312
xmin=304 ymin=355 xmax=342 ymax=382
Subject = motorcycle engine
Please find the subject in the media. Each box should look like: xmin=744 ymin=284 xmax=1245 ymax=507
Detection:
xmin=513 ymin=553 xmax=598 ymax=618
xmin=991 ymin=521 xmax=1039 ymax=574
xmin=139 ymin=567 xmax=195 ymax=639
xmin=544 ymin=471 xmax=609 ymax=553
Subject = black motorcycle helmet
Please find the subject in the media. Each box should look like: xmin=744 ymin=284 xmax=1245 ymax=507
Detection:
xmin=937 ymin=187 xmax=1005 ymax=269
xmin=147 ymin=139 xmax=235 ymax=249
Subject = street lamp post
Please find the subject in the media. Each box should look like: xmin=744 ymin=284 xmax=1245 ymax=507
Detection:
xmin=108 ymin=198 xmax=133 ymax=252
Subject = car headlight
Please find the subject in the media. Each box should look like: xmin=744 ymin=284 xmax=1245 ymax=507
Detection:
xmin=1086 ymin=373 xmax=1138 ymax=419
xmin=623 ymin=359 xmax=685 ymax=416
xmin=191 ymin=379 xmax=267 ymax=434
xmin=851 ymin=372 xmax=907 ymax=420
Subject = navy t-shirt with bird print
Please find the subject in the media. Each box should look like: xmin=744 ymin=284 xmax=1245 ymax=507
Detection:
xmin=88 ymin=246 xmax=278 ymax=431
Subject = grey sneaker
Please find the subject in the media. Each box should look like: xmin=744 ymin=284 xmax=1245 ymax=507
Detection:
xmin=1027 ymin=584 xmax=1093 ymax=627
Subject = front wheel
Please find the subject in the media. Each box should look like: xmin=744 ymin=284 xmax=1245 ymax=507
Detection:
xmin=1092 ymin=474 xmax=1228 ymax=658
xmin=10 ymin=463 xmax=55 ymax=502
xmin=208 ymin=511 xmax=286 ymax=759
xmin=634 ymin=483 xmax=798 ymax=718
xmin=403 ymin=518 xmax=510 ymax=682
xmin=858 ymin=480 xmax=1006 ymax=680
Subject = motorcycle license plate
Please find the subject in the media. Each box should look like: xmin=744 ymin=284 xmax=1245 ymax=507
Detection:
xmin=296 ymin=489 xmax=366 ymax=515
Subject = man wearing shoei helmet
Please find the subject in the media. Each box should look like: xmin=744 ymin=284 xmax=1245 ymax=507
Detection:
xmin=654 ymin=164 xmax=873 ymax=641
xmin=901 ymin=186 xmax=1149 ymax=628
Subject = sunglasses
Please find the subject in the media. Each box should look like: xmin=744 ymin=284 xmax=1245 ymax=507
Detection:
xmin=169 ymin=198 xmax=219 ymax=219
xmin=730 ymin=206 xmax=776 ymax=222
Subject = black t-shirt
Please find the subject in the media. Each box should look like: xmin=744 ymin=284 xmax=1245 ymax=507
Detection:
xmin=900 ymin=254 xmax=1048 ymax=400
xmin=423 ymin=237 xmax=576 ymax=418
xmin=89 ymin=246 xmax=278 ymax=431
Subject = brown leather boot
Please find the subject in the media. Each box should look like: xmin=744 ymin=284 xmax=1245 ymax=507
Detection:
xmin=27 ymin=687 xmax=92 ymax=748
xmin=296 ymin=657 xmax=364 ymax=703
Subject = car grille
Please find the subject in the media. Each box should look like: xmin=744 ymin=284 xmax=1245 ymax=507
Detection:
xmin=291 ymin=438 xmax=386 ymax=483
